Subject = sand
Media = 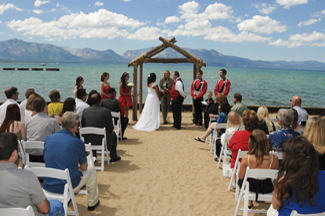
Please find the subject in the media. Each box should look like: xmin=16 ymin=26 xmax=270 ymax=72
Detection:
xmin=73 ymin=111 xmax=273 ymax=216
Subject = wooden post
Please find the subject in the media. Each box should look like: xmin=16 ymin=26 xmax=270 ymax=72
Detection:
xmin=132 ymin=64 xmax=138 ymax=121
xmin=139 ymin=63 xmax=143 ymax=113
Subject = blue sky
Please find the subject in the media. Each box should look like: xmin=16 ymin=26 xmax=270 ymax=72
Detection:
xmin=0 ymin=0 xmax=324 ymax=63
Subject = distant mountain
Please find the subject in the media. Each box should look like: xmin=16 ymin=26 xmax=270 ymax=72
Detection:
xmin=0 ymin=39 xmax=127 ymax=64
xmin=1 ymin=39 xmax=325 ymax=71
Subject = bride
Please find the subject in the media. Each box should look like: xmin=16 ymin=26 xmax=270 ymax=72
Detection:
xmin=133 ymin=73 xmax=161 ymax=131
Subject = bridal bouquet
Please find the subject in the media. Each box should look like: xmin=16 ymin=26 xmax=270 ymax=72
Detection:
xmin=127 ymin=83 xmax=134 ymax=90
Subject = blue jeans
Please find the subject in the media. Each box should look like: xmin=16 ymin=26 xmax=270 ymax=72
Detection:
xmin=48 ymin=200 xmax=65 ymax=216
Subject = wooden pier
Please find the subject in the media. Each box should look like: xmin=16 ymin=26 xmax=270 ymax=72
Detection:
xmin=2 ymin=67 xmax=59 ymax=71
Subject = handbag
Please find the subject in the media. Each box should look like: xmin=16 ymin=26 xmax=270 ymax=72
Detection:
xmin=222 ymin=162 xmax=232 ymax=178
xmin=238 ymin=178 xmax=274 ymax=201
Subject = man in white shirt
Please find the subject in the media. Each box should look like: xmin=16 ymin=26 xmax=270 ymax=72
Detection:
xmin=19 ymin=88 xmax=35 ymax=121
xmin=75 ymin=89 xmax=89 ymax=123
xmin=170 ymin=71 xmax=186 ymax=130
xmin=291 ymin=95 xmax=308 ymax=125
xmin=0 ymin=86 xmax=25 ymax=125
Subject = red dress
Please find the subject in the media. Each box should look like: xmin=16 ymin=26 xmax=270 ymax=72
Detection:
xmin=101 ymin=85 xmax=111 ymax=100
xmin=118 ymin=87 xmax=132 ymax=107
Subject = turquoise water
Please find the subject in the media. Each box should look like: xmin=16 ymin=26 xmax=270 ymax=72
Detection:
xmin=0 ymin=63 xmax=324 ymax=107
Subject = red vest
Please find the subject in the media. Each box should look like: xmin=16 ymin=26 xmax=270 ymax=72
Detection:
xmin=170 ymin=80 xmax=179 ymax=101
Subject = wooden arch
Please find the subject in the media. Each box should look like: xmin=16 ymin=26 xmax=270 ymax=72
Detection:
xmin=128 ymin=36 xmax=206 ymax=121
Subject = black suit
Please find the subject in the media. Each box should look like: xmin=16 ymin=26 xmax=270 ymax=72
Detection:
xmin=81 ymin=104 xmax=118 ymax=158
xmin=102 ymin=97 xmax=129 ymax=137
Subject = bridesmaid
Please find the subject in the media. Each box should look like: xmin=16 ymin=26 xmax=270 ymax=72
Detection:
xmin=100 ymin=72 xmax=111 ymax=100
xmin=74 ymin=76 xmax=84 ymax=97
xmin=118 ymin=72 xmax=132 ymax=117
xmin=159 ymin=70 xmax=173 ymax=124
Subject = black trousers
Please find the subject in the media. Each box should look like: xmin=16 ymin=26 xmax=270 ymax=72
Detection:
xmin=114 ymin=117 xmax=129 ymax=137
xmin=193 ymin=98 xmax=203 ymax=125
xmin=93 ymin=132 xmax=118 ymax=159
xmin=172 ymin=97 xmax=184 ymax=129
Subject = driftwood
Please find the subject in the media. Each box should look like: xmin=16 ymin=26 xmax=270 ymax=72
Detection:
xmin=128 ymin=37 xmax=206 ymax=121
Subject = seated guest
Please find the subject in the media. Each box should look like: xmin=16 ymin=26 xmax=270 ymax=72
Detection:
xmin=0 ymin=86 xmax=24 ymax=125
xmin=0 ymin=104 xmax=27 ymax=141
xmin=47 ymin=89 xmax=63 ymax=117
xmin=204 ymin=93 xmax=225 ymax=129
xmin=290 ymin=108 xmax=300 ymax=133
xmin=228 ymin=110 xmax=259 ymax=169
xmin=271 ymin=136 xmax=325 ymax=215
xmin=215 ymin=111 xmax=243 ymax=161
xmin=304 ymin=116 xmax=325 ymax=170
xmin=194 ymin=100 xmax=231 ymax=143
xmin=58 ymin=97 xmax=76 ymax=125
xmin=102 ymin=88 xmax=129 ymax=140
xmin=291 ymin=95 xmax=308 ymax=125
xmin=26 ymin=97 xmax=60 ymax=161
xmin=238 ymin=129 xmax=279 ymax=208
xmin=231 ymin=93 xmax=248 ymax=117
xmin=82 ymin=91 xmax=120 ymax=162
xmin=0 ymin=133 xmax=64 ymax=216
xmin=24 ymin=93 xmax=42 ymax=123
xmin=44 ymin=112 xmax=100 ymax=211
xmin=75 ymin=89 xmax=89 ymax=123
xmin=257 ymin=106 xmax=275 ymax=135
xmin=19 ymin=88 xmax=35 ymax=119
xmin=269 ymin=109 xmax=300 ymax=152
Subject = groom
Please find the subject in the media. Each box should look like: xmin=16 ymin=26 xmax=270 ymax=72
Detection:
xmin=170 ymin=71 xmax=186 ymax=130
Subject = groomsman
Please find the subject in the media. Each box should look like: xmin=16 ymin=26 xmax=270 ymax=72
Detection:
xmin=170 ymin=71 xmax=186 ymax=130
xmin=214 ymin=69 xmax=231 ymax=97
xmin=191 ymin=69 xmax=207 ymax=127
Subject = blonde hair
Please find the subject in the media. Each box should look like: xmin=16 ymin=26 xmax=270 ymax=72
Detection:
xmin=304 ymin=116 xmax=325 ymax=154
xmin=248 ymin=129 xmax=269 ymax=166
xmin=227 ymin=111 xmax=242 ymax=128
xmin=207 ymin=91 xmax=212 ymax=96
xmin=163 ymin=70 xmax=170 ymax=79
xmin=257 ymin=106 xmax=274 ymax=133
xmin=215 ymin=93 xmax=225 ymax=103
xmin=26 ymin=93 xmax=42 ymax=111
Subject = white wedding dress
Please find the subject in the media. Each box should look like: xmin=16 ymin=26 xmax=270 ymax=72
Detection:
xmin=133 ymin=83 xmax=160 ymax=131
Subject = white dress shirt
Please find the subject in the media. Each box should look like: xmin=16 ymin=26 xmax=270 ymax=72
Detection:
xmin=175 ymin=78 xmax=186 ymax=98
xmin=293 ymin=106 xmax=308 ymax=124
xmin=75 ymin=98 xmax=90 ymax=123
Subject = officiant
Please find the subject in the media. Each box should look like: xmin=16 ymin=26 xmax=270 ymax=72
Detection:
xmin=159 ymin=70 xmax=174 ymax=125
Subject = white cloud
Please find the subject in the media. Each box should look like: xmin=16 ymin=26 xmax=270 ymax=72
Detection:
xmin=127 ymin=27 xmax=161 ymax=40
xmin=94 ymin=1 xmax=104 ymax=7
xmin=269 ymin=31 xmax=325 ymax=47
xmin=237 ymin=15 xmax=287 ymax=34
xmin=165 ymin=16 xmax=181 ymax=24
xmin=276 ymin=0 xmax=308 ymax=9
xmin=322 ymin=10 xmax=325 ymax=15
xmin=50 ymin=8 xmax=56 ymax=12
xmin=253 ymin=3 xmax=276 ymax=14
xmin=0 ymin=3 xmax=16 ymax=14
xmin=56 ymin=3 xmax=60 ymax=7
xmin=7 ymin=9 xmax=145 ymax=40
xmin=33 ymin=9 xmax=43 ymax=14
xmin=34 ymin=0 xmax=50 ymax=7
xmin=0 ymin=21 xmax=2 ymax=24
xmin=123 ymin=0 xmax=132 ymax=1
xmin=16 ymin=8 xmax=24 ymax=11
xmin=298 ymin=18 xmax=321 ymax=27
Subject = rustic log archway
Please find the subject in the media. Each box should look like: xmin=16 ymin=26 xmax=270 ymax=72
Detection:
xmin=128 ymin=37 xmax=206 ymax=121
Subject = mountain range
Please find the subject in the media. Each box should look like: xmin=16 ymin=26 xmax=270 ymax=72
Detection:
xmin=0 ymin=39 xmax=324 ymax=71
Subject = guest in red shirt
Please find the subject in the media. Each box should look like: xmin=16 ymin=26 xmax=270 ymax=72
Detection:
xmin=228 ymin=110 xmax=259 ymax=168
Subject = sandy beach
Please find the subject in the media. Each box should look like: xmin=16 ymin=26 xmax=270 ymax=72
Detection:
xmin=73 ymin=111 xmax=273 ymax=216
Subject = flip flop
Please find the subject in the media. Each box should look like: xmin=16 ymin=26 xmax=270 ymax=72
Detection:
xmin=194 ymin=137 xmax=205 ymax=143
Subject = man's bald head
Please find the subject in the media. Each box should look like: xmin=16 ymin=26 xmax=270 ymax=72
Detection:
xmin=291 ymin=95 xmax=302 ymax=107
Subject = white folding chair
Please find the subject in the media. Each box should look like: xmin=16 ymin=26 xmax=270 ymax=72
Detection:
xmin=210 ymin=122 xmax=227 ymax=153
xmin=0 ymin=206 xmax=35 ymax=216
xmin=18 ymin=140 xmax=26 ymax=165
xmin=207 ymin=118 xmax=217 ymax=144
xmin=79 ymin=127 xmax=109 ymax=171
xmin=290 ymin=211 xmax=325 ymax=216
xmin=270 ymin=151 xmax=284 ymax=160
xmin=111 ymin=111 xmax=122 ymax=142
xmin=75 ymin=143 xmax=96 ymax=195
xmin=28 ymin=167 xmax=79 ymax=216
xmin=21 ymin=141 xmax=45 ymax=168
xmin=228 ymin=149 xmax=248 ymax=192
xmin=234 ymin=167 xmax=278 ymax=216
xmin=217 ymin=132 xmax=234 ymax=169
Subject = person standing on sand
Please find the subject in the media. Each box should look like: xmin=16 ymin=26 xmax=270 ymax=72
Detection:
xmin=100 ymin=72 xmax=111 ymax=100
xmin=159 ymin=70 xmax=174 ymax=125
xmin=191 ymin=69 xmax=207 ymax=127
xmin=74 ymin=76 xmax=84 ymax=97
xmin=170 ymin=71 xmax=186 ymax=130
xmin=214 ymin=69 xmax=231 ymax=97
xmin=118 ymin=72 xmax=132 ymax=118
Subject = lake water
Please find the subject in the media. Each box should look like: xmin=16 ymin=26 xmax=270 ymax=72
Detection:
xmin=0 ymin=62 xmax=324 ymax=107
